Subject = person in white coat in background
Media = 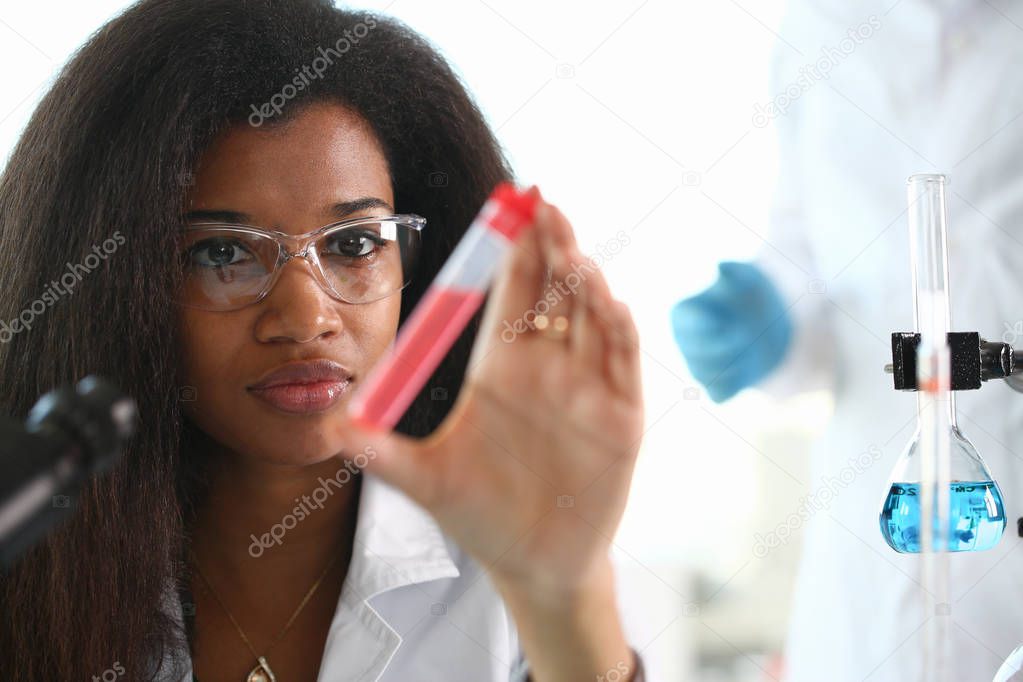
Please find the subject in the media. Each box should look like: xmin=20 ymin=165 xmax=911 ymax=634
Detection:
xmin=672 ymin=1 xmax=1023 ymax=680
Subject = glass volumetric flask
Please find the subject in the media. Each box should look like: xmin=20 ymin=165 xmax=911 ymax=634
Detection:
xmin=880 ymin=431 xmax=1006 ymax=553
xmin=879 ymin=174 xmax=1006 ymax=554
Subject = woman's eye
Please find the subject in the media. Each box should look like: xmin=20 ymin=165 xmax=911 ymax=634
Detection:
xmin=187 ymin=239 xmax=253 ymax=267
xmin=325 ymin=230 xmax=386 ymax=259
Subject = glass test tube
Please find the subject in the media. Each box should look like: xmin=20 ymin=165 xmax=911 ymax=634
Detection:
xmin=907 ymin=173 xmax=952 ymax=682
xmin=347 ymin=183 xmax=540 ymax=431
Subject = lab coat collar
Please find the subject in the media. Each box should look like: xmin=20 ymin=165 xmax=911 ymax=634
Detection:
xmin=344 ymin=472 xmax=461 ymax=601
xmin=314 ymin=473 xmax=462 ymax=682
xmin=310 ymin=474 xmax=460 ymax=682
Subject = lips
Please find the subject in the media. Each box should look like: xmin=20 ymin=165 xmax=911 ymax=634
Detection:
xmin=248 ymin=359 xmax=354 ymax=414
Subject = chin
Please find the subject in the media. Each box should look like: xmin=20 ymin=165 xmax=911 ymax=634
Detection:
xmin=246 ymin=438 xmax=347 ymax=469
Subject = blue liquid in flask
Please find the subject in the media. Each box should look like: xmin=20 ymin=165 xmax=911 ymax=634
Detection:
xmin=880 ymin=481 xmax=1006 ymax=553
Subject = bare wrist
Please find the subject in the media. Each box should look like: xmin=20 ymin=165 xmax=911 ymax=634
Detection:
xmin=494 ymin=558 xmax=634 ymax=682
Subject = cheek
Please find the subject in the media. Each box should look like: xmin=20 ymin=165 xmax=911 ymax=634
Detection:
xmin=359 ymin=295 xmax=402 ymax=368
xmin=176 ymin=311 xmax=245 ymax=425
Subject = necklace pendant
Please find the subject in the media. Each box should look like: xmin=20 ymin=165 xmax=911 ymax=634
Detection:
xmin=246 ymin=656 xmax=277 ymax=682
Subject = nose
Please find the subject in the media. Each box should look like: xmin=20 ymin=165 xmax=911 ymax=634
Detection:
xmin=252 ymin=255 xmax=346 ymax=343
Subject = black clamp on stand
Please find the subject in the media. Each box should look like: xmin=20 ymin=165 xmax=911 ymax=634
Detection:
xmin=886 ymin=331 xmax=1023 ymax=392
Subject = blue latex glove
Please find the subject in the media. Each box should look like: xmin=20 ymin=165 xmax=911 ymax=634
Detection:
xmin=670 ymin=261 xmax=793 ymax=403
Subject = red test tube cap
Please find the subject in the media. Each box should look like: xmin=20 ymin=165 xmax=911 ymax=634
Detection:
xmin=487 ymin=183 xmax=541 ymax=241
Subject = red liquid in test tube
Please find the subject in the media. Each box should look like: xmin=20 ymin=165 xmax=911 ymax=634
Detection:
xmin=347 ymin=182 xmax=541 ymax=431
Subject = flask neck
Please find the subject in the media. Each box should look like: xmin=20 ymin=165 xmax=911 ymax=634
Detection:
xmin=915 ymin=387 xmax=958 ymax=428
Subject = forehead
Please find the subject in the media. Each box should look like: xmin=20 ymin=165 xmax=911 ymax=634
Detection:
xmin=185 ymin=102 xmax=393 ymax=230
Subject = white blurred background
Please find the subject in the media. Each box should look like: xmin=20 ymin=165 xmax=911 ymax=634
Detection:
xmin=0 ymin=2 xmax=829 ymax=680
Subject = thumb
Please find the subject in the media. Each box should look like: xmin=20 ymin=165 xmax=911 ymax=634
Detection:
xmin=336 ymin=419 xmax=437 ymax=509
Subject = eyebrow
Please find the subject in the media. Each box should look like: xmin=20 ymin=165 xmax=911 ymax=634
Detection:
xmin=183 ymin=197 xmax=394 ymax=224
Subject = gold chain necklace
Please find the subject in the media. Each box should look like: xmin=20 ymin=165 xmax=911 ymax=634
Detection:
xmin=189 ymin=547 xmax=342 ymax=682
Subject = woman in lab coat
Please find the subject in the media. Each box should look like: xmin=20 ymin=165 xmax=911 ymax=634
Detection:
xmin=0 ymin=2 xmax=646 ymax=680
xmin=673 ymin=1 xmax=1023 ymax=679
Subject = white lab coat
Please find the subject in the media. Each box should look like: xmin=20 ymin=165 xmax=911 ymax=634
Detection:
xmin=154 ymin=473 xmax=532 ymax=682
xmin=757 ymin=1 xmax=1023 ymax=680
